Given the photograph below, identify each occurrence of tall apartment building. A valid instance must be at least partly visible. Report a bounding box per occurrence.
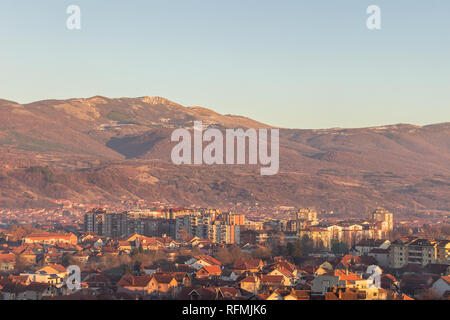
[175,211,240,244]
[175,212,211,240]
[296,208,318,222]
[126,217,146,236]
[437,240,450,264]
[295,208,319,235]
[101,212,128,238]
[371,208,394,237]
[144,219,176,239]
[296,209,394,250]
[221,212,245,226]
[298,227,331,250]
[390,238,450,268]
[84,208,107,235]
[84,210,128,238]
[209,223,240,244]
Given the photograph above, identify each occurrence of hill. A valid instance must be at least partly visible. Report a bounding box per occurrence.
[0,96,449,217]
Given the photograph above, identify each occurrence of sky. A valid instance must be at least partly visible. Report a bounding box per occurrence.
[0,0,449,129]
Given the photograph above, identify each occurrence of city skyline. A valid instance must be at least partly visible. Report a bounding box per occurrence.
[0,0,449,305]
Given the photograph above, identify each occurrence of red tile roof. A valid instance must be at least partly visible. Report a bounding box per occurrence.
[117,274,152,287]
[153,273,177,284]
[194,255,223,266]
[233,258,262,270]
[441,276,450,285]
[240,275,259,283]
[0,253,15,263]
[334,270,362,282]
[260,275,284,284]
[198,265,222,276]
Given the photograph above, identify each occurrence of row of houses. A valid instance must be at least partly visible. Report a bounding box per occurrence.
[1,227,449,300]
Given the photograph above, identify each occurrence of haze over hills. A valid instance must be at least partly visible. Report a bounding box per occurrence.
[0,96,449,217]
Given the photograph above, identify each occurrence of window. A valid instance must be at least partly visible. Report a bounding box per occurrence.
[322,280,330,294]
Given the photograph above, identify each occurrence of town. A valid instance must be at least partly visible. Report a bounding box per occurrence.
[0,203,448,300]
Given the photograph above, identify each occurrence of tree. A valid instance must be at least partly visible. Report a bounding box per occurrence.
[301,235,314,256]
[285,240,304,263]
[292,240,304,260]
[124,264,133,275]
[191,247,201,256]
[14,255,27,273]
[251,246,271,260]
[229,246,243,263]
[331,241,349,255]
[133,261,142,275]
[270,243,287,257]
[130,248,139,257]
[286,242,294,256]
[61,253,77,267]
[216,247,232,265]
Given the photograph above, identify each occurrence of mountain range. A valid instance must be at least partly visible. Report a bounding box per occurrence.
[0,96,449,217]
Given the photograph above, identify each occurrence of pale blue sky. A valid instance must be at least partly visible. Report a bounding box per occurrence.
[0,0,449,129]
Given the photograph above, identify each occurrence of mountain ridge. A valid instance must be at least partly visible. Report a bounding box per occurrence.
[0,96,448,217]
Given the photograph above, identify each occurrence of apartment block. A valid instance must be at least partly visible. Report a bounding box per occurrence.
[390,238,450,268]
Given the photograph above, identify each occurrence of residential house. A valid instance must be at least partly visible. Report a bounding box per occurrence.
[196,265,222,279]
[217,287,241,300]
[83,273,113,291]
[20,264,68,287]
[311,273,343,295]
[0,282,54,300]
[232,258,263,274]
[267,267,297,286]
[117,274,153,297]
[240,275,261,294]
[260,275,285,290]
[178,287,217,300]
[0,253,16,271]
[431,276,450,299]
[220,270,240,282]
[117,273,178,297]
[15,247,38,265]
[148,273,178,297]
[311,269,372,296]
[266,289,310,300]
[314,262,333,276]
[185,255,223,271]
